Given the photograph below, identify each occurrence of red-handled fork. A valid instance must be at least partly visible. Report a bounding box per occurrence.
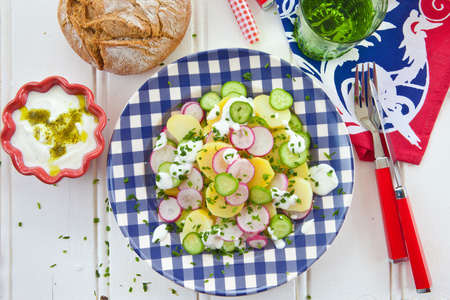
[354,64,408,263]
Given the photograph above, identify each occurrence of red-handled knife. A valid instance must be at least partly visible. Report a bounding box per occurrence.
[370,66,432,293]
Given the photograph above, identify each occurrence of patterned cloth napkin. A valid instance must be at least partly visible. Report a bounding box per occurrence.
[276,0,450,165]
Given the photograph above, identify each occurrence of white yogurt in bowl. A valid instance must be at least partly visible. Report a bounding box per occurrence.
[10,85,99,176]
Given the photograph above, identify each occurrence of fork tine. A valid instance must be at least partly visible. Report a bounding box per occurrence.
[366,63,372,106]
[354,64,359,104]
[361,64,366,106]
[373,62,378,91]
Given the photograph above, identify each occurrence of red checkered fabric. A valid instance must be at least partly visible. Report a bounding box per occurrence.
[228,0,260,44]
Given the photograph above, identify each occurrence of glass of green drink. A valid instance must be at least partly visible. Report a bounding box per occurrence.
[294,0,388,61]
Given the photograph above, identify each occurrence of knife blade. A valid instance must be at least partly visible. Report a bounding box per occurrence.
[370,73,432,294]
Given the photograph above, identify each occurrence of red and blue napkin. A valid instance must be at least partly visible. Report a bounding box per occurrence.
[276,0,450,164]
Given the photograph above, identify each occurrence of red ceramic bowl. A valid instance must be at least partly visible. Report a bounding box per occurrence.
[1,76,106,184]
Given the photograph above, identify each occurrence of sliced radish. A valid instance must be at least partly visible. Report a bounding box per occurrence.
[180,101,197,113]
[282,202,313,220]
[205,131,215,143]
[150,145,177,173]
[177,188,203,210]
[225,182,249,206]
[178,167,203,191]
[246,234,268,249]
[226,158,255,183]
[158,196,182,222]
[181,101,204,123]
[212,147,239,174]
[267,172,289,191]
[230,126,255,150]
[216,217,244,242]
[161,126,178,143]
[247,126,274,157]
[236,204,270,234]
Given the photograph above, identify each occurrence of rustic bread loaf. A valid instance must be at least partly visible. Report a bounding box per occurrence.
[57,0,191,75]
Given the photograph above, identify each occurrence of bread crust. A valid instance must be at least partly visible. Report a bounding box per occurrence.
[57,0,191,75]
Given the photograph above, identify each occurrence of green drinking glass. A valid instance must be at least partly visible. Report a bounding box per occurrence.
[294,0,388,61]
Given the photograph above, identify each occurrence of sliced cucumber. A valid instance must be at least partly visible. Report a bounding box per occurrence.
[174,209,191,229]
[296,131,311,150]
[288,114,303,132]
[199,91,221,112]
[223,91,243,99]
[221,81,247,97]
[158,162,182,187]
[249,186,272,205]
[269,214,293,239]
[229,101,253,124]
[269,88,294,111]
[247,116,269,129]
[166,139,177,147]
[183,232,205,255]
[221,241,236,253]
[278,141,308,168]
[214,172,239,196]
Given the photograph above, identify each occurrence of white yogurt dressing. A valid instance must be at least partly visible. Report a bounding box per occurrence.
[152,224,170,243]
[267,227,286,249]
[170,140,203,177]
[10,85,98,175]
[309,164,339,195]
[155,172,175,190]
[270,187,299,210]
[282,120,306,154]
[202,228,224,250]
[210,96,254,137]
[153,131,168,151]
[301,219,315,234]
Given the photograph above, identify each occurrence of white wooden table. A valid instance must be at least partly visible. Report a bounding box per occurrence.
[1,1,449,299]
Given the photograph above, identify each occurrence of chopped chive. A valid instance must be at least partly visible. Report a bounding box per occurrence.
[93,179,99,184]
[50,264,57,268]
[242,72,253,81]
[123,177,129,183]
[332,208,340,217]
[93,218,100,223]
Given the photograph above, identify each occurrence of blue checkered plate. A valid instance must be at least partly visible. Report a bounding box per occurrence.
[106,48,354,296]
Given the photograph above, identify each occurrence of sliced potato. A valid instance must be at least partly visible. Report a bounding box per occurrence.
[163,187,179,197]
[205,183,244,218]
[247,157,274,188]
[181,209,214,241]
[196,141,230,180]
[167,114,202,142]
[293,162,309,178]
[286,176,313,212]
[264,202,277,219]
[253,94,291,129]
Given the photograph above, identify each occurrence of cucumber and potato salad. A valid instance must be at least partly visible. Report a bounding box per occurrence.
[150,81,338,255]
